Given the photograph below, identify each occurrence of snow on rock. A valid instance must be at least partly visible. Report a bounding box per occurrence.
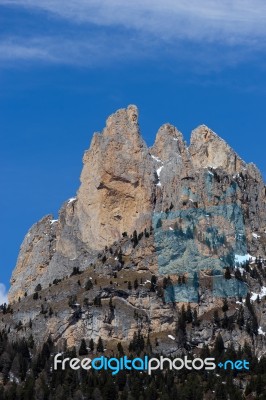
[68,197,77,204]
[169,227,174,231]
[50,219,58,224]
[252,233,261,239]
[251,287,266,302]
[168,335,175,340]
[235,254,255,266]
[156,165,164,187]
[151,155,163,163]
[258,327,266,336]
[156,165,164,177]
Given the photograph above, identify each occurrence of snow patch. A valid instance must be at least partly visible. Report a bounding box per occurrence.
[9,373,19,384]
[235,254,255,266]
[156,165,164,177]
[68,197,77,204]
[151,155,162,163]
[251,287,266,302]
[252,233,260,239]
[258,327,266,336]
[156,164,164,187]
[168,335,175,340]
[50,219,58,224]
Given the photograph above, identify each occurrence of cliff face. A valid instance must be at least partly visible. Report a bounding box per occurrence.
[8,105,266,304]
[76,105,156,249]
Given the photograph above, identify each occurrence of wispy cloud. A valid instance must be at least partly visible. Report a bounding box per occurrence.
[1,0,266,67]
[0,283,8,305]
[3,0,266,43]
[0,33,155,66]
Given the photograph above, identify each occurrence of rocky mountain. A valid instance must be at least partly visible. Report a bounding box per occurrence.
[2,105,266,359]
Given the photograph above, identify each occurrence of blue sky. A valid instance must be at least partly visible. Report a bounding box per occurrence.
[1,1,266,303]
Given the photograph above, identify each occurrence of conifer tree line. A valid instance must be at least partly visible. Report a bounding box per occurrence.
[0,328,266,399]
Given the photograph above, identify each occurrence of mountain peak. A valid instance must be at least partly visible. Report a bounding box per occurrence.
[8,106,266,304]
[151,123,186,162]
[189,125,246,173]
[104,104,140,137]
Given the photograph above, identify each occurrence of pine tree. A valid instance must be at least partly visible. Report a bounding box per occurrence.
[117,342,124,356]
[224,267,231,280]
[222,298,229,312]
[134,279,139,290]
[186,304,193,323]
[94,296,102,307]
[163,277,168,289]
[235,268,242,281]
[214,333,224,356]
[192,309,199,327]
[33,292,39,300]
[35,284,42,292]
[237,306,245,329]
[213,310,220,326]
[96,337,104,353]
[85,279,93,290]
[132,230,138,247]
[78,339,88,356]
[89,338,94,352]
[150,275,157,292]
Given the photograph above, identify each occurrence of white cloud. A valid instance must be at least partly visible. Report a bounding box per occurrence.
[1,1,266,67]
[0,283,8,305]
[0,33,153,66]
[2,0,266,44]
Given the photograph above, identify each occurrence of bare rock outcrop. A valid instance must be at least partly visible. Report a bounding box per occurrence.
[9,215,57,302]
[8,105,266,303]
[189,125,246,173]
[76,105,156,249]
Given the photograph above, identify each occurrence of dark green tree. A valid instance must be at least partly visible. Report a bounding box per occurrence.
[79,339,88,356]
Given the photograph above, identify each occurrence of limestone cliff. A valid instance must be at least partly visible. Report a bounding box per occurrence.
[76,105,156,249]
[8,105,266,303]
